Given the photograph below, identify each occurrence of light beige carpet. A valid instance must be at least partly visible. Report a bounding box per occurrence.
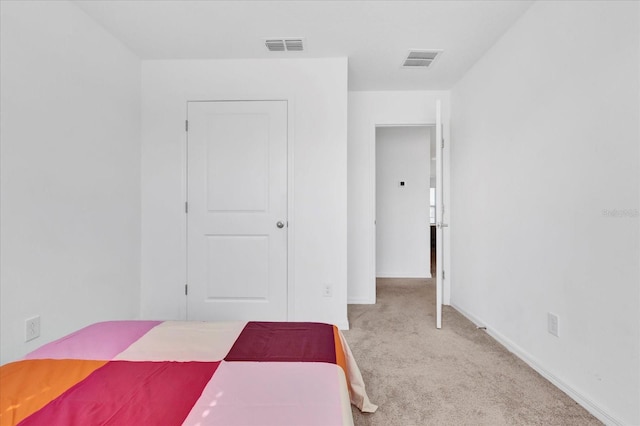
[342,278,601,426]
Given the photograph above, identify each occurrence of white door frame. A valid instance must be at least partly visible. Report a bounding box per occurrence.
[183,97,295,321]
[435,101,444,329]
[369,119,450,311]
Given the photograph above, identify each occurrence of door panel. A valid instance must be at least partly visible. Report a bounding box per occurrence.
[205,235,269,300]
[206,114,269,212]
[187,100,288,321]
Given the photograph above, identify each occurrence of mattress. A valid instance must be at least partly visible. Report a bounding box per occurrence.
[1,320,376,426]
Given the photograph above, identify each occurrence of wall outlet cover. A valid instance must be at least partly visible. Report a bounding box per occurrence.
[25,316,41,342]
[323,284,333,297]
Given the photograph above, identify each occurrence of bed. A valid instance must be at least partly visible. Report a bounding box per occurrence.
[1,320,376,425]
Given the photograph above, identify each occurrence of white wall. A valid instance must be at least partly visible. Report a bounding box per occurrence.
[450,1,639,424]
[375,126,431,278]
[140,58,349,328]
[0,1,142,364]
[348,91,450,303]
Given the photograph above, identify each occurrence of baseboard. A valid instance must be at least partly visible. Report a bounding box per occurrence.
[335,319,350,331]
[450,303,623,426]
[376,273,431,279]
[348,297,376,305]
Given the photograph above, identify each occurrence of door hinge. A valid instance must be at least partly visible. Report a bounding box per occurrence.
[441,124,444,148]
[185,120,189,132]
[185,202,188,213]
[185,284,188,295]
[442,270,446,280]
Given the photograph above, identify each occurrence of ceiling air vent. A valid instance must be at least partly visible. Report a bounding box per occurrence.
[285,39,304,51]
[265,38,304,52]
[402,50,441,68]
[265,40,286,51]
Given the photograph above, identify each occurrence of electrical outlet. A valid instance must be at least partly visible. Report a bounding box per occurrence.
[323,284,333,297]
[25,316,40,342]
[547,312,559,337]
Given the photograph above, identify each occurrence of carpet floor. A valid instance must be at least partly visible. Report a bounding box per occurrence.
[342,278,601,426]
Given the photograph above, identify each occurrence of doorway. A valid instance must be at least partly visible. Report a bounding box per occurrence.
[373,120,444,328]
[369,101,446,328]
[375,125,434,279]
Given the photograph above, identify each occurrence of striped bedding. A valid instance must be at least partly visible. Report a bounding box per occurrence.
[1,321,376,426]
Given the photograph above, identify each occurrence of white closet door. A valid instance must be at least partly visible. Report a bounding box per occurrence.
[187,100,288,321]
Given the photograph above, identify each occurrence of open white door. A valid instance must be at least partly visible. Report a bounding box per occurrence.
[435,100,446,329]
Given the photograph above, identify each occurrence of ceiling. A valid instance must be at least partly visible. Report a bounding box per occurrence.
[74,0,534,91]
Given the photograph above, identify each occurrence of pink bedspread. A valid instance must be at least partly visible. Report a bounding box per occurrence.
[1,320,376,426]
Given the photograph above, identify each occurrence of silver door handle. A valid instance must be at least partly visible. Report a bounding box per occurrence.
[437,222,449,229]
[276,221,285,229]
